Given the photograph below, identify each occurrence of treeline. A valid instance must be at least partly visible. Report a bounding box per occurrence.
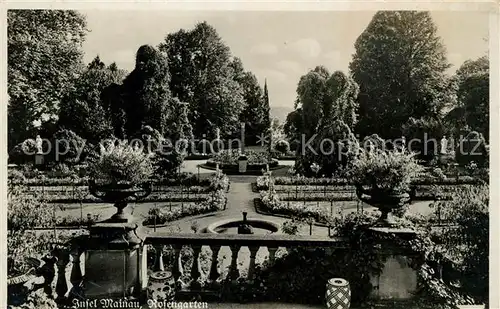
[8,11,271,155]
[283,11,488,175]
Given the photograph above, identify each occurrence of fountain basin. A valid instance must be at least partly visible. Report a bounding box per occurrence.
[206,217,280,235]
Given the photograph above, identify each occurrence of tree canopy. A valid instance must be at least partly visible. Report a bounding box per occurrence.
[290,66,359,176]
[8,10,87,150]
[58,56,127,143]
[160,22,246,139]
[446,56,489,141]
[350,11,453,139]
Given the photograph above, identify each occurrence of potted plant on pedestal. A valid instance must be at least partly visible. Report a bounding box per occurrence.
[82,140,155,299]
[88,140,153,223]
[347,147,423,227]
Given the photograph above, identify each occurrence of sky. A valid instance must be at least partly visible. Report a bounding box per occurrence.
[80,10,489,113]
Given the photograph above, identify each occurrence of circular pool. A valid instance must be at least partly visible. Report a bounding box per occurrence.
[206,217,280,235]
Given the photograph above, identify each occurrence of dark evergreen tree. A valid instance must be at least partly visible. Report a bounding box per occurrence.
[292,66,359,176]
[350,11,454,139]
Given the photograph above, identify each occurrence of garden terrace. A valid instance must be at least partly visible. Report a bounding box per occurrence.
[15,230,470,308]
[30,233,349,305]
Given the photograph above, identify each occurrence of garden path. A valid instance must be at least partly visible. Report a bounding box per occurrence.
[149,176,330,237]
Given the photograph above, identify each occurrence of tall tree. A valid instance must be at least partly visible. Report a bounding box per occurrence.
[120,45,172,137]
[446,56,489,141]
[350,11,453,139]
[262,79,271,138]
[58,56,127,143]
[160,22,245,138]
[8,10,87,150]
[293,66,359,176]
[231,57,269,145]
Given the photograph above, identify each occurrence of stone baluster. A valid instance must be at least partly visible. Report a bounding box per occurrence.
[42,256,58,299]
[209,245,221,282]
[247,246,260,280]
[190,245,202,289]
[55,249,72,300]
[229,245,241,281]
[69,248,83,289]
[172,245,184,284]
[154,244,164,272]
[268,246,278,264]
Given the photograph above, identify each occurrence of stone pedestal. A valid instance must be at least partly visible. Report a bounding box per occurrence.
[82,223,147,299]
[35,153,44,165]
[367,227,419,300]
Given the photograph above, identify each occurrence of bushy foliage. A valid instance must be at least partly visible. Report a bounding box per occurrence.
[46,128,89,165]
[274,139,290,155]
[347,148,424,192]
[456,131,488,167]
[281,219,302,235]
[89,140,153,184]
[211,149,272,165]
[402,117,444,162]
[451,56,489,141]
[8,139,37,165]
[58,56,126,143]
[8,288,59,309]
[293,67,360,176]
[8,10,87,150]
[8,184,53,276]
[161,22,245,138]
[435,185,489,302]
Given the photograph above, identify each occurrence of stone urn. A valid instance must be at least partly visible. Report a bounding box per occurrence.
[88,180,152,223]
[355,184,415,227]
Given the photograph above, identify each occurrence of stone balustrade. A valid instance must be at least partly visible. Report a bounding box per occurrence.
[144,233,348,294]
[38,233,347,303]
[26,231,448,305]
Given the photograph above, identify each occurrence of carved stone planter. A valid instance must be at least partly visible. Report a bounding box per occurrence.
[82,180,152,299]
[88,180,152,223]
[355,185,414,227]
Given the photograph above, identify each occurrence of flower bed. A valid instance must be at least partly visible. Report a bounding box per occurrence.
[256,174,484,191]
[143,191,227,226]
[144,170,229,226]
[259,191,330,224]
[11,173,212,187]
[206,149,279,173]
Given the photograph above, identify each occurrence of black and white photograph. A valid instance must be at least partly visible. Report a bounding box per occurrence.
[4,3,495,309]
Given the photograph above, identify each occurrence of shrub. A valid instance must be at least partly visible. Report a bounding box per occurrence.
[209,169,230,191]
[282,219,302,235]
[8,140,37,165]
[296,120,358,177]
[89,140,154,184]
[8,183,52,277]
[347,148,424,193]
[8,287,58,309]
[49,129,89,164]
[456,131,488,167]
[402,117,444,162]
[46,163,73,178]
[8,169,26,188]
[437,185,489,303]
[196,139,212,155]
[274,140,290,155]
